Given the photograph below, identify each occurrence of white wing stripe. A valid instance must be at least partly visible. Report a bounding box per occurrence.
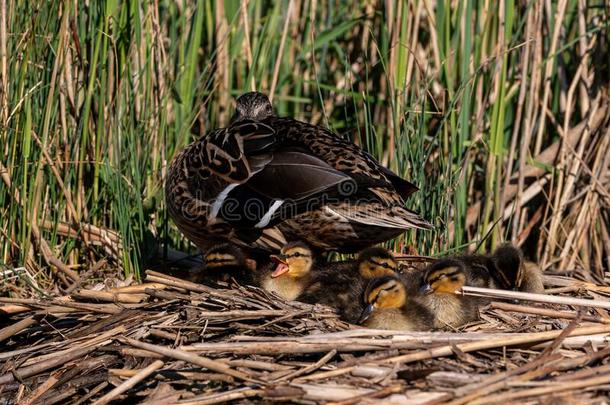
[255,200,284,228]
[210,183,239,220]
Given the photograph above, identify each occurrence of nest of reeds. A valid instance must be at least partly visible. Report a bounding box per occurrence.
[2,268,610,404]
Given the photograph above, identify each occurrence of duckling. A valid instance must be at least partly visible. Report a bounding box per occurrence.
[359,275,434,331]
[257,242,315,301]
[201,244,256,285]
[419,259,487,328]
[165,91,431,256]
[491,244,544,293]
[297,247,400,323]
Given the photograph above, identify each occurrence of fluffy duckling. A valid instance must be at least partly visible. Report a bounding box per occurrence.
[356,247,400,278]
[491,244,544,293]
[201,244,256,284]
[419,259,486,328]
[359,275,433,331]
[257,242,315,301]
[297,247,400,323]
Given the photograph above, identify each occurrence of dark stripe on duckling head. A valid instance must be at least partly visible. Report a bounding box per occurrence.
[281,241,312,258]
[426,267,464,285]
[205,253,239,268]
[204,243,246,269]
[422,259,467,294]
[368,257,398,271]
[358,248,398,278]
[357,247,396,264]
[364,275,406,309]
[423,259,465,283]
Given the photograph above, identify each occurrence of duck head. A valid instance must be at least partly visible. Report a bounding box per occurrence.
[232,92,275,122]
[420,259,466,295]
[359,275,407,323]
[270,242,313,279]
[357,247,398,279]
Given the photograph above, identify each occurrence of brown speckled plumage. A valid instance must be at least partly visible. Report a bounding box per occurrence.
[165,92,431,254]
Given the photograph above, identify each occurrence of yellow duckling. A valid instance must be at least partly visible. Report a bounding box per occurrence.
[359,275,433,331]
[297,247,400,323]
[419,259,486,328]
[202,244,256,285]
[257,242,315,301]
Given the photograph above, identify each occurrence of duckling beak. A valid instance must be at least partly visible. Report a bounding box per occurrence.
[270,254,289,278]
[357,304,374,324]
[420,284,433,295]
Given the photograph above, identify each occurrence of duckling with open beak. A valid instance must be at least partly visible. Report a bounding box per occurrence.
[258,242,315,301]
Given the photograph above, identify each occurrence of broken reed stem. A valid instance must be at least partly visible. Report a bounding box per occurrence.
[119,337,258,383]
[277,349,337,382]
[379,324,610,365]
[179,387,264,405]
[71,289,147,304]
[470,367,610,403]
[326,384,406,405]
[461,286,610,309]
[0,316,36,342]
[489,301,608,323]
[298,324,610,382]
[0,346,98,385]
[91,360,164,405]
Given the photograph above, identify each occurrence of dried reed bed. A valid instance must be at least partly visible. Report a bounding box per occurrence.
[2,270,610,404]
[0,2,609,287]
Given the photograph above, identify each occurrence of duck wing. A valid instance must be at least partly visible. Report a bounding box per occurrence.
[325,203,433,230]
[247,150,355,200]
[189,120,276,184]
[377,165,419,199]
[215,149,355,228]
[269,118,419,200]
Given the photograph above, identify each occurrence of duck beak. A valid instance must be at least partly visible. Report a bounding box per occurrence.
[358,304,374,324]
[420,284,433,295]
[270,254,289,278]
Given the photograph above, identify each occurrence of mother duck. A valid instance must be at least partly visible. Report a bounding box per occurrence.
[166,92,431,254]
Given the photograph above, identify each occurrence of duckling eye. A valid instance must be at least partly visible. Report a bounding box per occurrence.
[370,259,391,269]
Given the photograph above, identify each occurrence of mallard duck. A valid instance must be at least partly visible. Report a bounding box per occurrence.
[297,247,400,323]
[165,92,431,256]
[200,243,256,285]
[490,244,544,293]
[358,275,434,330]
[418,259,489,328]
[256,241,316,301]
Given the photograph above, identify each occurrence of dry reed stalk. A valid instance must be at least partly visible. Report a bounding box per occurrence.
[239,0,256,92]
[0,316,36,342]
[119,337,259,383]
[269,0,294,100]
[20,371,61,405]
[489,302,607,323]
[178,387,264,405]
[91,360,164,405]
[299,324,610,382]
[470,368,610,403]
[461,286,610,309]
